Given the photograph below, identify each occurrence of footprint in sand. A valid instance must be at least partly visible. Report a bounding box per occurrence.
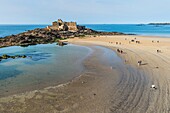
[55,105,67,112]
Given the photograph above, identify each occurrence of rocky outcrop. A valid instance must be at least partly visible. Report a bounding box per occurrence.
[0,25,126,48]
[0,54,27,61]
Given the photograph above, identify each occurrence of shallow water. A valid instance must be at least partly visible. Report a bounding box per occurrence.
[0,44,92,96]
[0,44,127,97]
[94,46,123,66]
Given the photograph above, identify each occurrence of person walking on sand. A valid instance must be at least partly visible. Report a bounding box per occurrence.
[137,61,142,66]
[151,84,157,90]
[120,50,123,54]
[157,50,161,53]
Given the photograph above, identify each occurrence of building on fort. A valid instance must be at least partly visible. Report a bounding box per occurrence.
[47,19,79,31]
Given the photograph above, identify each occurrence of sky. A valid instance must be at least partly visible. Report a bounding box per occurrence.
[0,0,170,24]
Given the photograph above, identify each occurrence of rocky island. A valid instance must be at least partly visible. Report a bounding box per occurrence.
[0,19,125,48]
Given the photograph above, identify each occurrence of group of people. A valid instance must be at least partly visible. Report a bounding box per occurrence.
[135,41,140,44]
[117,49,124,54]
[152,40,160,43]
[108,42,122,45]
[127,38,141,44]
[108,38,158,90]
[116,42,121,45]
[116,39,158,90]
[109,38,140,45]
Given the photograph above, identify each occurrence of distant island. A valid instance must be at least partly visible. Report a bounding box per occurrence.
[148,23,170,25]
[0,19,126,48]
[136,24,145,26]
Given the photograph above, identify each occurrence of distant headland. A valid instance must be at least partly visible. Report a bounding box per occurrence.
[148,23,170,25]
[0,19,125,48]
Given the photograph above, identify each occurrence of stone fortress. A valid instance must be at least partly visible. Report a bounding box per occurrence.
[47,19,85,32]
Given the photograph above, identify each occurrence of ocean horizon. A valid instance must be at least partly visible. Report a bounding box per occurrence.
[1,24,170,38]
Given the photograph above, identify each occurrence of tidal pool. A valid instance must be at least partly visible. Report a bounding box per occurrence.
[0,43,92,97]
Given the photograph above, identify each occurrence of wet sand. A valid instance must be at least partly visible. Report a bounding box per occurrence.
[0,35,170,113]
[67,35,170,112]
[0,45,124,113]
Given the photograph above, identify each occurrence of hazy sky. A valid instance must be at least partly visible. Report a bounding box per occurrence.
[0,0,169,24]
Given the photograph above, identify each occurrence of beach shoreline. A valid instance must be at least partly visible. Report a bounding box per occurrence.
[0,43,125,113]
[67,35,170,112]
[0,35,170,112]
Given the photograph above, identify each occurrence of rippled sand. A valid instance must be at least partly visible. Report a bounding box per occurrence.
[68,35,170,113]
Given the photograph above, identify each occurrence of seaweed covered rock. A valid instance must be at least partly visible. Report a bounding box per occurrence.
[0,54,28,61]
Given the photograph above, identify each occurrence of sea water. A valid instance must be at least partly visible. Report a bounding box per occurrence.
[1,24,170,37]
[0,44,91,96]
[0,25,47,37]
[84,24,170,37]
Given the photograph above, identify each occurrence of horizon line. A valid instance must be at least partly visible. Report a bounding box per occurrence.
[0,23,150,25]
[0,22,169,25]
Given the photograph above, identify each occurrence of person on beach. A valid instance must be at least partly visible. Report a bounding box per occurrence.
[120,50,123,54]
[151,85,157,90]
[117,49,120,53]
[137,61,142,66]
[136,41,140,44]
[157,50,161,53]
[110,66,113,70]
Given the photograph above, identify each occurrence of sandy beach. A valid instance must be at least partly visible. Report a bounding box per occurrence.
[0,35,170,113]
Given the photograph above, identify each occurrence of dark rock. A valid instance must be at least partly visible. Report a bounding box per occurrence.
[0,54,28,61]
